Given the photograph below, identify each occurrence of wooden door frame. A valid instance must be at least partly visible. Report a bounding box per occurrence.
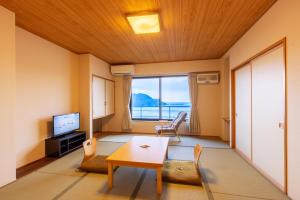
[230,38,287,193]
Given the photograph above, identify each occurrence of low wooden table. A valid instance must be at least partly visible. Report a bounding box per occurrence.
[106,136,169,194]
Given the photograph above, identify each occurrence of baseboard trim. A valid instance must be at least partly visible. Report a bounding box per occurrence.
[16,156,57,179]
[235,148,285,193]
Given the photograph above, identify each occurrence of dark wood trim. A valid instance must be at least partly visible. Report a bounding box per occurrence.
[16,157,57,179]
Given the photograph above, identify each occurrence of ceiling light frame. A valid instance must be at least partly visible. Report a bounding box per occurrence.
[126,11,161,34]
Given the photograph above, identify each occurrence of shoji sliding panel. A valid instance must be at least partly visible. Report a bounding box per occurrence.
[251,45,285,189]
[235,64,252,159]
[92,76,106,118]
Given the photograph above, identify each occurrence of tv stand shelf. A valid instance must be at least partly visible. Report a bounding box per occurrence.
[45,131,86,157]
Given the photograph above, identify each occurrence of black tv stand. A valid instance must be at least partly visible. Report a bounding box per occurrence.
[45,131,86,157]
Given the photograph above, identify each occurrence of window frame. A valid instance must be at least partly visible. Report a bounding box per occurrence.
[130,75,190,121]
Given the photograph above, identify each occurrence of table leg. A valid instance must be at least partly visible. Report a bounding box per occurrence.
[156,167,162,194]
[166,147,168,159]
[108,162,113,189]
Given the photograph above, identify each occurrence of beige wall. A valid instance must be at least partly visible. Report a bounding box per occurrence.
[221,59,230,141]
[0,6,16,187]
[79,54,91,138]
[223,0,300,198]
[79,54,112,138]
[90,55,113,80]
[102,60,229,139]
[14,33,111,168]
[15,27,79,168]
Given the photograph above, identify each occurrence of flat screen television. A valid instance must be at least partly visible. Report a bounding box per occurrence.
[53,112,80,137]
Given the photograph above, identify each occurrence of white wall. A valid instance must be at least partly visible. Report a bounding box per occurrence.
[102,60,229,139]
[15,27,79,167]
[223,0,300,198]
[0,6,16,187]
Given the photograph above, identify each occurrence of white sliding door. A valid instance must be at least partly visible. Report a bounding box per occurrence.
[251,45,285,189]
[93,76,105,118]
[235,64,252,159]
[105,80,115,116]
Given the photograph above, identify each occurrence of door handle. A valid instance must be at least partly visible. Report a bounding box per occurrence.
[278,122,285,129]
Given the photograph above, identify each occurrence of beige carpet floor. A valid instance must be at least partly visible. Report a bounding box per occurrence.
[0,139,289,200]
[98,134,230,149]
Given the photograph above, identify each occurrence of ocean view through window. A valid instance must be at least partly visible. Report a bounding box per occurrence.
[131,76,191,120]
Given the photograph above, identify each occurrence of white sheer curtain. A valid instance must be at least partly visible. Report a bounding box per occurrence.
[121,75,132,131]
[188,73,201,134]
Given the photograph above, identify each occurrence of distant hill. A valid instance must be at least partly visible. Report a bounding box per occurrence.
[132,93,167,107]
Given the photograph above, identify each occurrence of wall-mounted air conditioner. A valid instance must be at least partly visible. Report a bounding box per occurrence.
[111,64,135,76]
[197,72,219,84]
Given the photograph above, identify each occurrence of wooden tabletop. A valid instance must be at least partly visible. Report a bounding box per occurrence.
[106,136,169,167]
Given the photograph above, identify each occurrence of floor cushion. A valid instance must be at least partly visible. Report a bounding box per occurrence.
[80,155,112,174]
[162,160,202,186]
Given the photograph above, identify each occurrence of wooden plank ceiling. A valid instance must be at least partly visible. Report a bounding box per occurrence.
[0,0,276,64]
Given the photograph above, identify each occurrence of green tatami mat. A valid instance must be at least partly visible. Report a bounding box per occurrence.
[98,134,229,148]
[135,169,208,200]
[0,141,290,200]
[58,167,144,200]
[0,172,79,200]
[95,141,124,155]
[37,141,123,176]
[167,146,194,161]
[200,149,288,200]
[37,148,85,177]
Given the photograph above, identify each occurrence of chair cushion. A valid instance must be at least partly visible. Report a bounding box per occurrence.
[155,125,175,134]
[80,155,111,174]
[155,112,187,134]
[162,160,202,186]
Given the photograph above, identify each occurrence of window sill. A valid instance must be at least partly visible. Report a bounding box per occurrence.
[132,119,171,122]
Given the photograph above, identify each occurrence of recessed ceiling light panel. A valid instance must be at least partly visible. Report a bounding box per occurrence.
[127,13,160,34]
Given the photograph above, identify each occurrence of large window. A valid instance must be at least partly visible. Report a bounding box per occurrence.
[131,76,191,120]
